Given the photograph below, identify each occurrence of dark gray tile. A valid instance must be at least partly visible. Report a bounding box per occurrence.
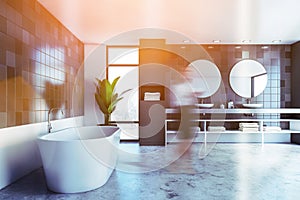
[0,0,84,128]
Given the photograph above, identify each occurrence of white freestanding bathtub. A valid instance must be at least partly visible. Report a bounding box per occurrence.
[37,126,120,193]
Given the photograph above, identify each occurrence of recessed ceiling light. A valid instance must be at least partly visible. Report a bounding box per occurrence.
[272,40,281,43]
[261,46,269,49]
[242,40,251,43]
[213,40,221,43]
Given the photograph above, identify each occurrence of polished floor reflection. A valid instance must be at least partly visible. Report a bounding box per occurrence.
[1,143,300,200]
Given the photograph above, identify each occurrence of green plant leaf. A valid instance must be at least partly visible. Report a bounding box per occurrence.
[105,80,113,104]
[111,76,120,92]
[108,97,123,113]
[95,93,108,114]
[99,80,112,107]
[119,88,132,97]
[95,76,132,117]
[107,93,121,114]
[110,106,116,114]
[111,93,118,103]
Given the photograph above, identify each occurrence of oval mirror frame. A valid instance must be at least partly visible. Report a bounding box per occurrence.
[185,59,222,98]
[229,59,267,98]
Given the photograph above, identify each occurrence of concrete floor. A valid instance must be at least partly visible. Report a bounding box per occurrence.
[1,143,300,200]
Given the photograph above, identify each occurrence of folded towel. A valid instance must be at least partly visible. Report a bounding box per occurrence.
[239,127,259,132]
[239,123,259,128]
[144,92,160,101]
[239,122,259,126]
[263,126,282,132]
[208,126,226,132]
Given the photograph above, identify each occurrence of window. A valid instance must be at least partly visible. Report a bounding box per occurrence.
[107,46,139,140]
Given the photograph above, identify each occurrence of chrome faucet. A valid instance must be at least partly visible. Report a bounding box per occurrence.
[247,98,252,104]
[48,108,64,133]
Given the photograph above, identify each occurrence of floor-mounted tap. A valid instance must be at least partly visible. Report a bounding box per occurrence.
[48,108,64,133]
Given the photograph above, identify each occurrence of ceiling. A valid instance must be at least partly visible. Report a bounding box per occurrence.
[38,0,300,45]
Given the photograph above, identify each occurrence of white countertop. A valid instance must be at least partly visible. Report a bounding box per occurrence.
[166,108,300,114]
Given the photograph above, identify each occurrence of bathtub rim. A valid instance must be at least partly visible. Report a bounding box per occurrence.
[37,125,120,142]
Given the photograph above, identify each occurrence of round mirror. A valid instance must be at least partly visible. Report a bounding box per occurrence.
[185,59,221,98]
[229,59,267,98]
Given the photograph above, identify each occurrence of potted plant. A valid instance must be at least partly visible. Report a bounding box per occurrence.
[95,76,131,125]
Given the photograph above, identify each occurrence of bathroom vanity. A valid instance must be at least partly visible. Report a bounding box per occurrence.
[136,39,294,146]
[165,108,300,144]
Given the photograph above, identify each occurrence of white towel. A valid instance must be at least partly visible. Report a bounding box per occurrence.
[239,127,259,132]
[263,126,282,132]
[208,126,226,132]
[144,92,160,101]
[239,123,259,128]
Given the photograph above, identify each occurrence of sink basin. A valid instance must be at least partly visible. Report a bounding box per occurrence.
[196,103,214,108]
[242,103,263,108]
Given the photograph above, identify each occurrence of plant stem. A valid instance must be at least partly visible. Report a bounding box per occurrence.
[104,114,110,125]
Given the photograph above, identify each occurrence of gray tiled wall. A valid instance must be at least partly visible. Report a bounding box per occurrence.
[202,45,291,107]
[203,45,291,128]
[0,0,84,128]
